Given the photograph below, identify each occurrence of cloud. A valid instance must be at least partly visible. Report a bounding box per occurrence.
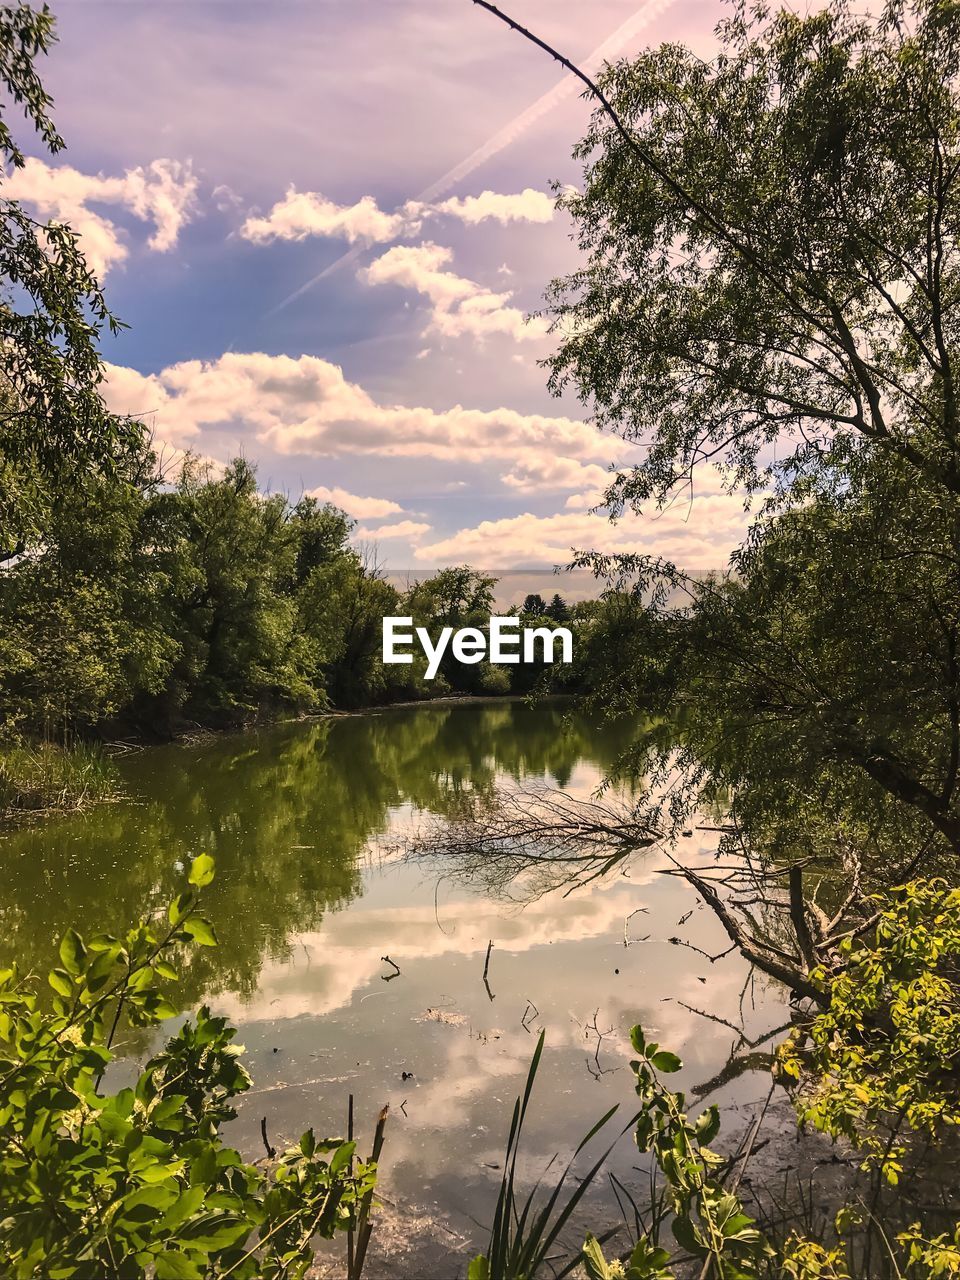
[354,519,431,541]
[306,485,405,519]
[4,156,198,276]
[430,187,554,225]
[102,351,620,469]
[502,457,613,494]
[412,500,750,569]
[363,241,549,343]
[240,186,553,247]
[240,188,417,245]
[212,870,662,1024]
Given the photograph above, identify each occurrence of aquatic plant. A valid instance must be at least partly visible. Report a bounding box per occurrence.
[0,741,118,821]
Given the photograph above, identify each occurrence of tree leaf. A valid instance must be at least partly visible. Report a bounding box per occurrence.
[188,854,215,889]
[168,892,192,926]
[181,916,217,947]
[59,928,86,977]
[650,1050,682,1073]
[155,1252,204,1280]
[48,967,73,998]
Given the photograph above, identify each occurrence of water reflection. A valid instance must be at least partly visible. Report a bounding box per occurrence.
[0,701,787,1277]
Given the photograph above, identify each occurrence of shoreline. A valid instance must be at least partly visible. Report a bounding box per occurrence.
[0,694,571,829]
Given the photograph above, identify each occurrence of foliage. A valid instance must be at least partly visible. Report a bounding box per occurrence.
[0,2,140,559]
[482,1003,960,1279]
[0,449,575,751]
[547,0,960,513]
[570,445,960,872]
[580,1026,769,1280]
[533,0,960,867]
[778,878,960,1186]
[0,854,379,1279]
[407,567,499,695]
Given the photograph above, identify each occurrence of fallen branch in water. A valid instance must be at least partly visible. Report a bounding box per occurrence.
[405,785,871,1007]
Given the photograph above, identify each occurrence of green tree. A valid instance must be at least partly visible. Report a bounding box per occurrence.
[299,553,400,708]
[159,458,316,728]
[545,593,569,623]
[0,439,178,739]
[492,0,960,865]
[406,567,499,695]
[544,0,960,515]
[0,2,141,559]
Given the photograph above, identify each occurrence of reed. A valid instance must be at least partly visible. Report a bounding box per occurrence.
[0,741,117,819]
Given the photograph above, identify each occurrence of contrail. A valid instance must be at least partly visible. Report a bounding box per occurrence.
[265,0,677,318]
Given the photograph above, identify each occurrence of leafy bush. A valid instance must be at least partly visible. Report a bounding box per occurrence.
[0,854,379,1279]
[778,878,960,1186]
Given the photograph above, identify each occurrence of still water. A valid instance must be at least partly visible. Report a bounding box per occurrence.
[0,701,790,1276]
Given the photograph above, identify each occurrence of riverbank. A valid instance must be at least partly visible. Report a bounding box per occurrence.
[0,742,119,827]
[0,693,569,827]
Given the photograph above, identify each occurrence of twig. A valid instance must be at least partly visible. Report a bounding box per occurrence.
[349,1105,389,1280]
[482,938,495,1001]
[624,906,650,946]
[260,1116,275,1160]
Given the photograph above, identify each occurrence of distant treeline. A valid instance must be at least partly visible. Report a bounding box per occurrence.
[0,444,608,743]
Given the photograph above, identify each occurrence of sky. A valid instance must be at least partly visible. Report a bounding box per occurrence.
[13,0,748,570]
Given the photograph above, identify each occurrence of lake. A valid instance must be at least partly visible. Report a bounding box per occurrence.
[0,700,793,1277]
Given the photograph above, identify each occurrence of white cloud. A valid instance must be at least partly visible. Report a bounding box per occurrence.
[240,188,417,245]
[354,519,431,541]
[413,500,750,569]
[4,156,198,277]
[239,186,553,247]
[363,242,549,343]
[306,485,405,519]
[212,870,662,1025]
[431,187,554,225]
[102,352,621,470]
[565,489,605,511]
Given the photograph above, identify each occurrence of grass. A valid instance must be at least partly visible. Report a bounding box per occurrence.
[473,1030,627,1280]
[0,741,118,820]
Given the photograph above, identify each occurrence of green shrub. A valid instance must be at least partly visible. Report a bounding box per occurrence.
[0,854,380,1278]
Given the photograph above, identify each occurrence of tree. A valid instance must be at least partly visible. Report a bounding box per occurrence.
[410,567,497,628]
[289,495,353,590]
[566,445,960,866]
[0,2,141,559]
[535,0,960,516]
[406,568,499,694]
[299,553,400,708]
[477,0,960,864]
[0,437,179,739]
[159,458,316,728]
[521,593,546,618]
[545,593,569,623]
